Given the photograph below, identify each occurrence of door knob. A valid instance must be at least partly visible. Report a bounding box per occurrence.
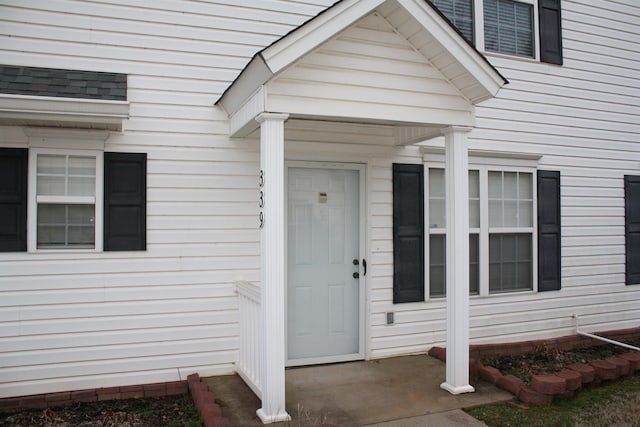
[353,272,360,279]
[352,259,359,266]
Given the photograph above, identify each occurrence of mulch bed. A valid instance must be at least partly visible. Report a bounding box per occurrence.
[483,340,640,384]
[0,394,201,427]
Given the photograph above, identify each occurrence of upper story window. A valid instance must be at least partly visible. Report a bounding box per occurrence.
[432,0,563,64]
[484,0,534,57]
[432,0,475,43]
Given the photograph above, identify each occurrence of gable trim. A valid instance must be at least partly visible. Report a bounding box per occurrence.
[217,0,507,120]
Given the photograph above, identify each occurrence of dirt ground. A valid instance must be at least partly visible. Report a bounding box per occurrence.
[0,394,201,427]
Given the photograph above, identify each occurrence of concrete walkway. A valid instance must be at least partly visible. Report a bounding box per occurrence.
[204,354,512,426]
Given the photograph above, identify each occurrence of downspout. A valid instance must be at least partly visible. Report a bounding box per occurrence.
[573,315,640,352]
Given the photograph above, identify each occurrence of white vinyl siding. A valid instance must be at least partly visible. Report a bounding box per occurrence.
[266,12,474,127]
[0,0,336,398]
[0,0,638,394]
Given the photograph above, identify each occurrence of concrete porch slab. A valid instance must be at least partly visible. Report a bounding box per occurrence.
[203,354,512,426]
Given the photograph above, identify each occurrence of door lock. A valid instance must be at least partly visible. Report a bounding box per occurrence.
[352,259,359,266]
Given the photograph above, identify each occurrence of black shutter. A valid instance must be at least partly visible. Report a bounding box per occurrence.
[538,170,561,291]
[104,152,147,251]
[393,164,425,303]
[625,175,640,285]
[0,148,28,252]
[539,0,563,65]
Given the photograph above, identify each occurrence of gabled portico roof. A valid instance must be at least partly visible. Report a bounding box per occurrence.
[217,0,507,138]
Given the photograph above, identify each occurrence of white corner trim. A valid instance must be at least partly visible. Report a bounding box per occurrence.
[0,94,129,131]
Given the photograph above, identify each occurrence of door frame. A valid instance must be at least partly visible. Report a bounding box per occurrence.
[285,160,367,367]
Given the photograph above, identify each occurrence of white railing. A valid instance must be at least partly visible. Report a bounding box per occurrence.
[236,280,262,399]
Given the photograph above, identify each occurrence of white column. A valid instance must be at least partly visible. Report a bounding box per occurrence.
[440,126,475,395]
[255,112,291,423]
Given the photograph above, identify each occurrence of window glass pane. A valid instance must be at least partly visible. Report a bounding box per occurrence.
[489,233,532,293]
[488,171,502,198]
[469,170,480,228]
[68,156,96,176]
[68,177,96,197]
[519,201,533,227]
[37,155,66,174]
[37,154,96,197]
[489,200,502,227]
[469,170,479,198]
[429,168,445,198]
[504,200,518,227]
[489,171,533,229]
[429,168,446,229]
[429,235,446,297]
[37,204,95,248]
[37,176,65,196]
[429,234,479,297]
[519,172,533,198]
[433,0,474,43]
[469,233,479,295]
[504,172,517,198]
[484,0,533,57]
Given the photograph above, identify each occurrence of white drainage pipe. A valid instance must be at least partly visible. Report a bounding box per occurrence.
[573,314,640,352]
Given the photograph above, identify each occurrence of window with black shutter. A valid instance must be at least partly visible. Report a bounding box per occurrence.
[104,152,147,251]
[625,175,640,286]
[537,170,561,291]
[393,163,425,303]
[0,148,28,252]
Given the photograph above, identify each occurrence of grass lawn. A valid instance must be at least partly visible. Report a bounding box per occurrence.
[466,373,640,427]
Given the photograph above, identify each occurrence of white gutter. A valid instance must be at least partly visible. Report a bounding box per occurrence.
[574,315,640,352]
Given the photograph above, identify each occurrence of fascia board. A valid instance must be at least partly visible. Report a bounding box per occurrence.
[396,0,505,102]
[261,0,386,74]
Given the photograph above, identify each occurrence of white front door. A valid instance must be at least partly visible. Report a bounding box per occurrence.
[287,165,362,366]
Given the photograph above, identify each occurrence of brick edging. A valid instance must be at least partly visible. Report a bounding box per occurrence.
[428,328,640,406]
[187,373,232,427]
[0,380,188,413]
[468,327,640,359]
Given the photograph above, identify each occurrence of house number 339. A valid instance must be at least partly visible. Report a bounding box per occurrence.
[259,170,265,229]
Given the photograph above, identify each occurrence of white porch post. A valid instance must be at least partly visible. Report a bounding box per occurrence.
[440,126,475,395]
[255,112,291,423]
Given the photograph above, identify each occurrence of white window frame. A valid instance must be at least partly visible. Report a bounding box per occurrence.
[425,160,538,298]
[473,0,541,61]
[27,148,104,252]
